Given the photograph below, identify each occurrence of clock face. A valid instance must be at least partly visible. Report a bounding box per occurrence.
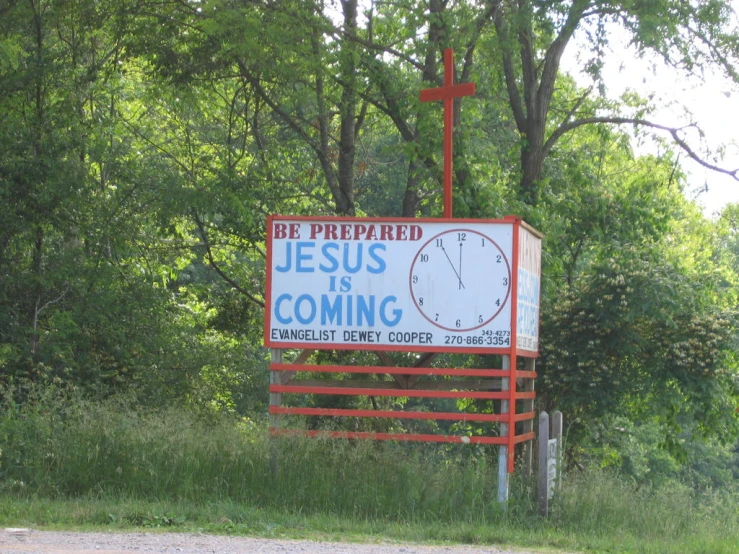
[409,228,512,332]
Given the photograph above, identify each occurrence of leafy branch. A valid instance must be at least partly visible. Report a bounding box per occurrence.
[547,117,739,181]
[191,210,265,309]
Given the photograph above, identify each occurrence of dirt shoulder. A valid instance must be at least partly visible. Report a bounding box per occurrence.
[0,528,559,554]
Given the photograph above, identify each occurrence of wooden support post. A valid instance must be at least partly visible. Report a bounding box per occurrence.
[538,410,550,517]
[269,348,283,476]
[497,355,510,504]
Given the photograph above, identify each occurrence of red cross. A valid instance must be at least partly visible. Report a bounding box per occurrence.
[419,48,476,218]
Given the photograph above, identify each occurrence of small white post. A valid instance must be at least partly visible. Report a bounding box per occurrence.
[552,410,563,490]
[497,355,510,504]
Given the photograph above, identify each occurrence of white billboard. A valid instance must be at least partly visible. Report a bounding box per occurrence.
[516,223,542,353]
[265,216,519,353]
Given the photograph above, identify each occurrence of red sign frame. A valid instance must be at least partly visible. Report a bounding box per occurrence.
[265,215,540,356]
[266,215,542,474]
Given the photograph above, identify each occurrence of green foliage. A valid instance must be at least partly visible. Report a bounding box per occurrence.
[539,245,738,443]
[1,393,738,553]
[0,0,738,497]
[533,114,739,455]
[585,414,739,489]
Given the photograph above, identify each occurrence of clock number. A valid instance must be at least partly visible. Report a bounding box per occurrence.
[495,298,501,307]
[420,254,429,262]
[435,238,443,247]
[419,297,424,306]
[496,255,502,263]
[457,232,466,242]
[478,315,483,324]
[435,313,439,322]
[503,277,509,286]
[455,319,461,328]
[481,238,485,247]
[412,275,418,284]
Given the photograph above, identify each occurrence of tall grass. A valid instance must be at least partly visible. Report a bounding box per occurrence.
[1,388,737,552]
[0,389,504,522]
[552,469,739,552]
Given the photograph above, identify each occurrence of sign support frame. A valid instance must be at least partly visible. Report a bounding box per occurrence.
[266,49,542,496]
[265,217,541,480]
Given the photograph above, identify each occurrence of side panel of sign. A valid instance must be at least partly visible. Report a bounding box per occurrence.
[265,217,514,352]
[516,224,542,354]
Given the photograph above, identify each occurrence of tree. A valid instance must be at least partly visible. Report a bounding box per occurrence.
[178,0,370,216]
[489,0,739,204]
[535,118,739,448]
[0,0,260,406]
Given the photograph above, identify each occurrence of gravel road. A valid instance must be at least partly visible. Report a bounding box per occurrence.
[0,529,556,554]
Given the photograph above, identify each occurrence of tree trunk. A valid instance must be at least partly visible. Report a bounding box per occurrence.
[520,124,545,204]
[337,0,358,216]
[402,158,423,217]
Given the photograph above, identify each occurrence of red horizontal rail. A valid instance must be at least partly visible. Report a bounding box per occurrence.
[270,363,536,380]
[270,428,510,445]
[270,406,508,422]
[272,363,515,378]
[514,432,536,444]
[271,385,537,400]
[514,412,535,422]
[271,385,509,399]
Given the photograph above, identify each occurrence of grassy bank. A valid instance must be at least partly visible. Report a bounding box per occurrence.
[0,391,737,553]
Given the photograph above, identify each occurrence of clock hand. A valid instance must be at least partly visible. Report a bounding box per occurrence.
[441,246,465,289]
[458,242,463,290]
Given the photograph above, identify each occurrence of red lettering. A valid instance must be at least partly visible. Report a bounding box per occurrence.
[353,224,367,240]
[293,221,422,241]
[274,223,288,239]
[380,225,394,240]
[309,224,322,239]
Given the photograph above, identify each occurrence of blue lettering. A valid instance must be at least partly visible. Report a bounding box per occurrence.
[347,292,353,325]
[357,295,375,326]
[367,243,387,274]
[275,243,292,273]
[275,294,293,324]
[379,296,402,327]
[321,295,342,325]
[342,243,362,273]
[319,243,339,272]
[294,294,316,324]
[296,242,315,273]
[517,304,539,337]
[518,269,540,305]
[274,294,403,328]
